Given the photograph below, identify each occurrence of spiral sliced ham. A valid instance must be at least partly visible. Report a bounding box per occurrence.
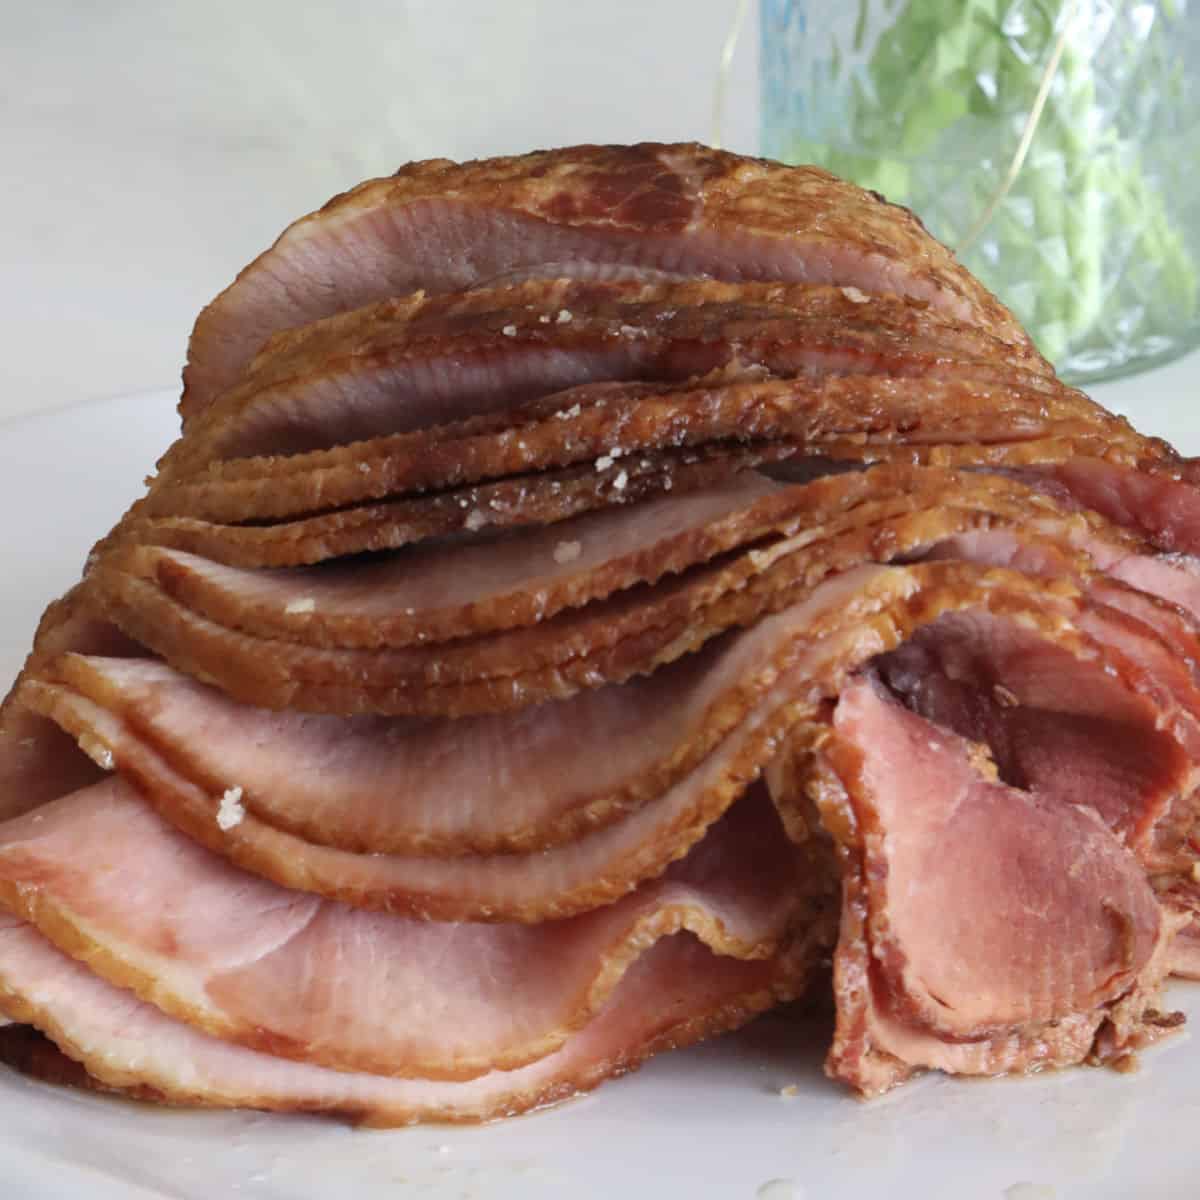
[180,142,1032,420]
[117,469,1200,655]
[84,477,1200,720]
[141,371,1144,526]
[106,445,781,568]
[169,279,1050,470]
[19,569,885,918]
[2,143,1200,1121]
[17,561,1199,922]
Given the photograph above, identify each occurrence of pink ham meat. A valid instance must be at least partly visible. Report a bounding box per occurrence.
[0,911,814,1126]
[168,279,1050,468]
[27,648,784,859]
[15,561,1199,924]
[872,611,1200,869]
[0,777,820,1080]
[0,588,142,823]
[811,679,1179,1095]
[16,569,892,920]
[117,469,1200,661]
[180,142,1031,420]
[132,471,789,651]
[95,468,1035,656]
[108,464,1165,654]
[1032,457,1200,556]
[16,470,1200,864]
[1162,881,1200,980]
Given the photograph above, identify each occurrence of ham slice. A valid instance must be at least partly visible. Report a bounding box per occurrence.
[168,279,1049,469]
[124,469,1200,663]
[110,444,1184,577]
[127,472,789,650]
[17,580,871,919]
[84,472,1200,718]
[0,911,817,1126]
[27,643,800,859]
[0,778,823,1078]
[18,561,1196,920]
[1160,880,1200,980]
[0,588,141,823]
[180,142,1031,420]
[103,444,783,569]
[82,540,1058,718]
[1034,457,1200,556]
[874,612,1199,865]
[122,463,1184,654]
[808,679,1179,1095]
[140,372,1139,526]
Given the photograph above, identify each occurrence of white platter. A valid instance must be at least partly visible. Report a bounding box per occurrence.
[1,370,1198,1200]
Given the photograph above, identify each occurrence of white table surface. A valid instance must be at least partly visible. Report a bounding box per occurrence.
[1088,349,1198,435]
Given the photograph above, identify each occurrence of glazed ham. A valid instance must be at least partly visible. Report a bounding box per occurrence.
[167,279,1051,470]
[136,370,1140,526]
[1,143,1199,1122]
[179,143,1033,420]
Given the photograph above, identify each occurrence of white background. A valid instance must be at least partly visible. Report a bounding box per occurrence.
[1,0,757,424]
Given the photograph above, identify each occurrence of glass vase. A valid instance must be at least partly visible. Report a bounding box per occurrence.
[761,0,1200,383]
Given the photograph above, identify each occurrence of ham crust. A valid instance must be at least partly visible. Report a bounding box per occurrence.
[104,469,1146,653]
[180,142,1032,419]
[16,562,1198,920]
[139,372,1144,526]
[99,445,782,569]
[80,472,1200,719]
[166,279,1050,473]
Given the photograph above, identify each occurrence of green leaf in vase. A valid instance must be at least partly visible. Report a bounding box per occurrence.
[781,0,1198,374]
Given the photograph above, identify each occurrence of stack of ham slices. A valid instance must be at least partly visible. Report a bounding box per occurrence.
[2,142,1200,1124]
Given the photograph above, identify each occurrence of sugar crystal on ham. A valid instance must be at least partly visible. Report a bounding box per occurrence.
[1,143,1199,1124]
